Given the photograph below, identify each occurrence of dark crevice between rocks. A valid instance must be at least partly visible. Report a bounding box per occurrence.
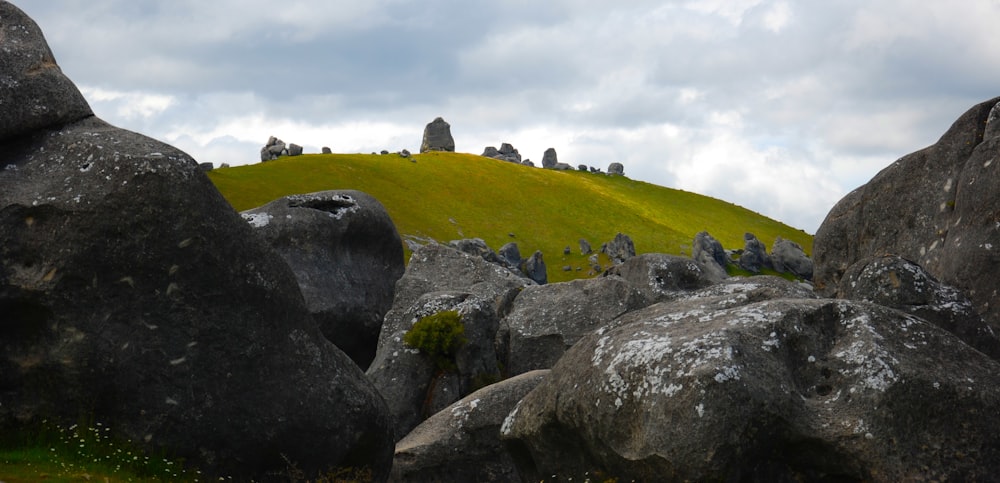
[287,197,355,214]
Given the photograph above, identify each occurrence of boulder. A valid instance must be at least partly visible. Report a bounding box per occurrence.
[738,232,771,273]
[691,231,728,280]
[481,143,522,163]
[498,242,522,271]
[0,119,394,480]
[321,146,332,154]
[601,232,636,265]
[522,250,547,285]
[448,238,502,266]
[578,164,588,171]
[366,244,531,440]
[240,190,405,369]
[553,162,573,171]
[541,148,558,169]
[837,255,1000,359]
[420,117,455,153]
[603,253,724,303]
[579,238,593,255]
[771,236,813,280]
[0,9,394,478]
[607,162,624,176]
[496,276,648,376]
[813,96,1000,334]
[502,295,1000,482]
[390,370,549,482]
[287,142,303,156]
[0,2,92,141]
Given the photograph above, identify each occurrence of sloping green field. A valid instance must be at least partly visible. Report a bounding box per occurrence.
[207,151,812,283]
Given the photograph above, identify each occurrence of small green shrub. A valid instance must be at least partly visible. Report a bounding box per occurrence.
[403,310,466,371]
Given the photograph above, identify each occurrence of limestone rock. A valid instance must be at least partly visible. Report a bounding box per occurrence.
[579,238,593,255]
[601,232,636,265]
[241,190,405,369]
[481,143,522,163]
[603,253,724,302]
[541,148,558,169]
[738,232,771,273]
[390,370,549,482]
[502,294,1000,482]
[692,231,728,280]
[366,244,531,440]
[496,276,648,376]
[607,162,624,176]
[420,117,455,153]
[0,3,92,141]
[522,250,547,285]
[771,236,813,280]
[813,96,1000,334]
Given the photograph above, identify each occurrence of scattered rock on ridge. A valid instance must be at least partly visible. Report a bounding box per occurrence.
[541,148,558,169]
[240,190,405,369]
[607,162,624,176]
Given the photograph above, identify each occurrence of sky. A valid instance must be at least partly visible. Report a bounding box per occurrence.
[14,1,1000,233]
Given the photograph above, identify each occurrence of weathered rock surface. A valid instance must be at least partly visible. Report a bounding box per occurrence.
[240,190,405,369]
[691,231,728,280]
[448,238,502,265]
[496,276,648,376]
[366,244,532,440]
[541,148,558,169]
[0,3,92,141]
[522,250,547,285]
[814,96,1000,333]
[836,255,1000,359]
[738,232,772,273]
[603,253,723,302]
[607,162,624,176]
[390,370,549,482]
[0,8,394,478]
[771,236,813,280]
[498,242,522,272]
[0,116,394,480]
[601,232,636,265]
[420,117,455,153]
[503,293,1000,482]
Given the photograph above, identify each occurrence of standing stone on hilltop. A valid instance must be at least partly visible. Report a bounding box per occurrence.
[608,162,625,176]
[542,148,558,169]
[420,117,455,153]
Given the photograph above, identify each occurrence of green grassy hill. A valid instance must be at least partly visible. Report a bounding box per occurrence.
[207,151,813,283]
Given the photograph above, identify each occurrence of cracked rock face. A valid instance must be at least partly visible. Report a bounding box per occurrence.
[501,283,1000,482]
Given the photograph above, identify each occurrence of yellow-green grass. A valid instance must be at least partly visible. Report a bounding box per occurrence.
[208,151,813,283]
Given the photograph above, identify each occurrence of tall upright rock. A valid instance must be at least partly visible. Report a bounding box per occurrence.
[420,116,455,153]
[542,148,558,169]
[0,3,393,479]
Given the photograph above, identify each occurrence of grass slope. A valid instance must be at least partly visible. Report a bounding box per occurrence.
[208,152,812,283]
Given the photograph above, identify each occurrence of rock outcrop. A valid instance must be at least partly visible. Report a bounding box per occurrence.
[541,148,558,169]
[603,253,724,303]
[814,96,1000,334]
[366,243,532,440]
[390,370,549,482]
[260,136,304,161]
[502,287,1000,482]
[481,143,522,163]
[692,231,728,280]
[607,162,624,176]
[0,6,394,479]
[601,232,636,265]
[420,117,455,153]
[738,232,771,273]
[771,236,813,280]
[523,250,547,285]
[496,276,648,376]
[241,190,405,369]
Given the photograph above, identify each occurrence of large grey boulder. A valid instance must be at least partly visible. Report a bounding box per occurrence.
[0,8,394,478]
[420,117,455,153]
[738,232,771,273]
[390,370,549,482]
[603,253,723,302]
[449,237,502,265]
[366,244,532,440]
[691,231,728,280]
[0,120,394,480]
[601,232,636,265]
[240,190,405,369]
[813,96,1000,333]
[771,236,813,280]
[496,276,648,376]
[607,162,624,176]
[502,295,1000,481]
[541,148,558,169]
[837,255,1000,359]
[0,2,92,141]
[522,250,547,285]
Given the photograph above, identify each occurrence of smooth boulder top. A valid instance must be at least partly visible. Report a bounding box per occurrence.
[0,2,93,141]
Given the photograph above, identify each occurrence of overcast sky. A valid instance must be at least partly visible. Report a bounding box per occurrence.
[15,1,1000,233]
